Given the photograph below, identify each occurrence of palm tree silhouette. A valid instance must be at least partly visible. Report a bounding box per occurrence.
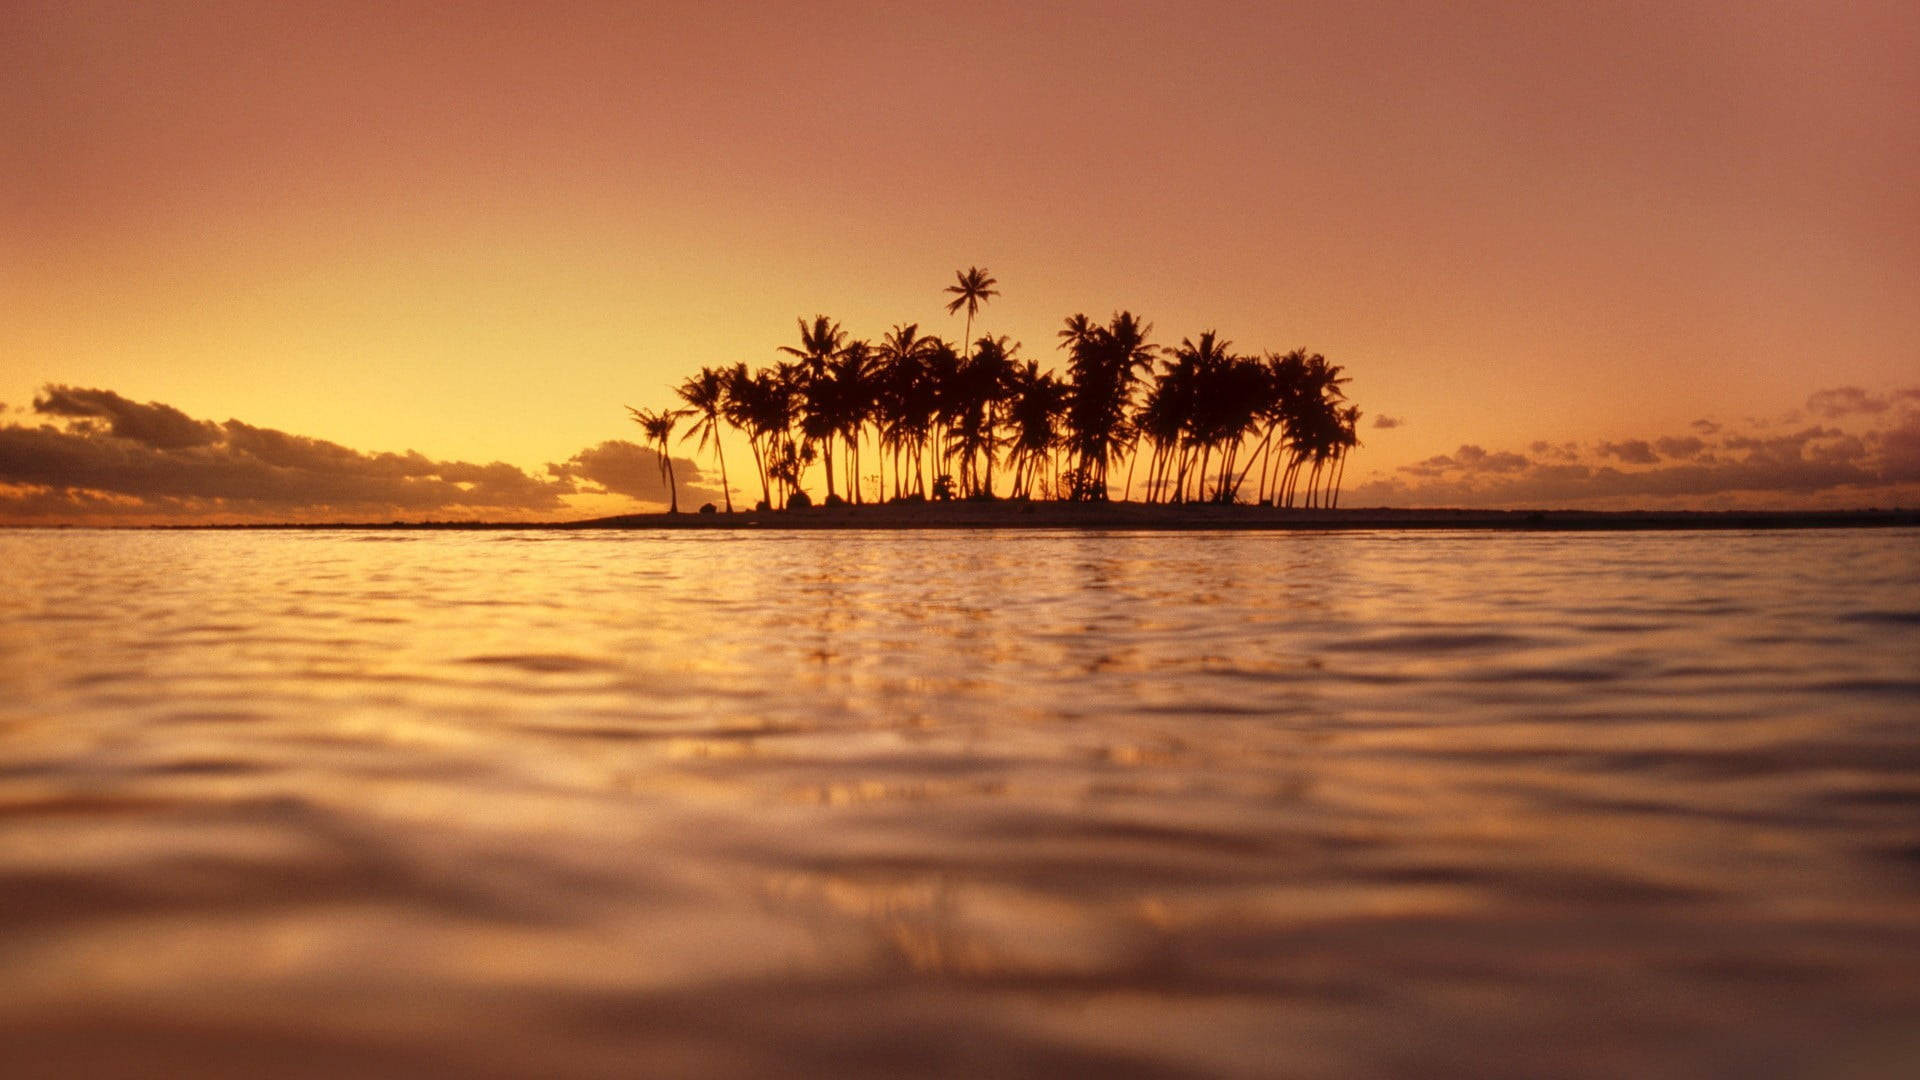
[1004,360,1068,498]
[941,334,1017,497]
[1062,311,1156,500]
[627,405,690,513]
[830,339,878,502]
[943,266,999,365]
[779,316,849,504]
[675,367,733,512]
[875,323,936,500]
[636,284,1364,512]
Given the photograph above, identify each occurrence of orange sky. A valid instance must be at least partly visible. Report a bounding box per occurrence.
[3,1,1917,519]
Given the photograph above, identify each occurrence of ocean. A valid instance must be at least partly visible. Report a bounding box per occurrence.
[2,527,1916,1078]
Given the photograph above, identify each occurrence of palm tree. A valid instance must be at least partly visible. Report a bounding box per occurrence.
[1057,312,1096,351]
[722,362,772,509]
[778,316,849,503]
[941,334,1014,497]
[875,323,936,500]
[943,266,999,363]
[921,338,962,497]
[637,295,1364,511]
[1329,405,1362,508]
[675,367,733,512]
[830,340,878,502]
[627,405,689,513]
[1062,311,1156,500]
[1004,360,1068,498]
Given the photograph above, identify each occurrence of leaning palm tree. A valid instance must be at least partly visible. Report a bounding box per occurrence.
[627,405,689,513]
[675,367,733,512]
[943,266,999,363]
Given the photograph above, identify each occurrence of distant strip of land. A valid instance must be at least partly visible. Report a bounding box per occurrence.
[564,504,1918,531]
[152,504,1920,531]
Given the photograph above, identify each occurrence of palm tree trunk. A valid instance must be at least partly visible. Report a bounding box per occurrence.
[715,419,733,512]
[1236,431,1271,502]
[748,435,768,509]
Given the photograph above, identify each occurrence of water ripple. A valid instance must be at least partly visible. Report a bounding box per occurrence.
[0,526,1915,1078]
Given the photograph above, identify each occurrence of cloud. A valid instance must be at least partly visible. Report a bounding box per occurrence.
[1597,439,1659,465]
[1401,444,1530,478]
[2,384,712,524]
[0,385,742,523]
[35,385,222,449]
[1527,440,1581,462]
[1878,412,1920,483]
[549,440,722,507]
[1806,386,1891,419]
[1372,414,1404,429]
[1349,385,1920,509]
[1653,436,1707,460]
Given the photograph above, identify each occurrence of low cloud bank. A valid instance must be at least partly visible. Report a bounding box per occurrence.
[1348,386,1920,509]
[549,440,724,507]
[0,386,715,523]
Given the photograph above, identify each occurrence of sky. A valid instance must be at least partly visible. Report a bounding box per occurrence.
[3,0,1917,522]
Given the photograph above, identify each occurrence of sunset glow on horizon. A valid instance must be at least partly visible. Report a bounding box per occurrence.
[5,1,1918,521]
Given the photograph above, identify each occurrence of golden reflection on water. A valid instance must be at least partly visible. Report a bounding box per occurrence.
[0,528,1917,1078]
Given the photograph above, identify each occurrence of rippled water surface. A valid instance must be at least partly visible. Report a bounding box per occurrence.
[2,527,1917,1078]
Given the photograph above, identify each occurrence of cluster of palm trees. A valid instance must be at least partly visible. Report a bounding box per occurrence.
[631,267,1361,512]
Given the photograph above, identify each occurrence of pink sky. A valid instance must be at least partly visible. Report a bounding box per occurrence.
[4,2,1917,520]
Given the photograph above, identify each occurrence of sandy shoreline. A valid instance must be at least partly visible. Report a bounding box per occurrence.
[126,503,1920,531]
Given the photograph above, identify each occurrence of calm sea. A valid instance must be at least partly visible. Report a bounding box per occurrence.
[2,527,1916,1078]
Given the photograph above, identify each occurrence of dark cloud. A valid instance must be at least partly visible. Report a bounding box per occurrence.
[1454,445,1530,473]
[549,440,722,506]
[34,385,222,449]
[1353,455,1890,509]
[1400,444,1530,478]
[1877,413,1920,484]
[1527,440,1581,463]
[1372,414,1404,429]
[1597,439,1659,465]
[1653,436,1707,460]
[1720,426,1853,463]
[0,386,581,522]
[1805,386,1891,419]
[1351,389,1919,509]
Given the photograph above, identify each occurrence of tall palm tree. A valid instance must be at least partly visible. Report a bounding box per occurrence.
[875,323,936,500]
[1004,360,1068,498]
[1062,311,1156,500]
[675,367,733,512]
[943,266,999,363]
[722,362,772,509]
[830,340,878,502]
[626,405,689,513]
[963,334,1019,496]
[778,315,849,503]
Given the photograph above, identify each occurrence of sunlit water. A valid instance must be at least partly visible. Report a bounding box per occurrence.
[1,527,1916,1078]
